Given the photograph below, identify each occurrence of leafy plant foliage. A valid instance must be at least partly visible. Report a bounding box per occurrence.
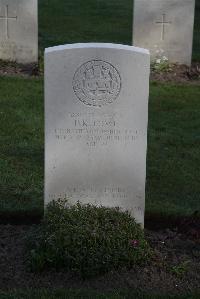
[27,200,151,278]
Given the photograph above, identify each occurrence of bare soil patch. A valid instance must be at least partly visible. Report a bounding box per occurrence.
[0,60,200,85]
[151,62,200,84]
[0,222,199,296]
[0,61,39,77]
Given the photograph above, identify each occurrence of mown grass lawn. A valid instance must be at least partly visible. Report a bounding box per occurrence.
[38,0,133,50]
[0,77,199,220]
[38,0,200,60]
[147,82,200,216]
[0,77,43,219]
[0,0,199,222]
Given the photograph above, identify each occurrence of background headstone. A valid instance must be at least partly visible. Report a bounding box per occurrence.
[45,43,150,226]
[0,0,38,63]
[133,0,195,65]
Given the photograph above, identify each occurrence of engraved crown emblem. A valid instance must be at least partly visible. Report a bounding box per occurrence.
[73,60,121,107]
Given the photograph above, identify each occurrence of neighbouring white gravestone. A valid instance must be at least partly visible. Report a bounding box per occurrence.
[0,0,38,63]
[45,43,150,226]
[133,0,195,65]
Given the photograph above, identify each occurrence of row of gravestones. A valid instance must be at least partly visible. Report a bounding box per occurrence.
[0,0,196,65]
[1,0,195,226]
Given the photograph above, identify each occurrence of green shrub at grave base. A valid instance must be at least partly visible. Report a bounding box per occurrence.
[151,57,173,73]
[26,199,152,278]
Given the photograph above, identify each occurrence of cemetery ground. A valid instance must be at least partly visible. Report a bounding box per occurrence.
[0,0,200,298]
[0,77,200,223]
[0,76,200,298]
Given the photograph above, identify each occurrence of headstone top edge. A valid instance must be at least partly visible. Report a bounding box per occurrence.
[45,43,150,56]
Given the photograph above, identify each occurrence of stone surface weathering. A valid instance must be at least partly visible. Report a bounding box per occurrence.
[0,0,38,63]
[133,0,195,65]
[45,43,150,226]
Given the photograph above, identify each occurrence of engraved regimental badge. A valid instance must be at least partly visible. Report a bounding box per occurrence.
[72,60,121,107]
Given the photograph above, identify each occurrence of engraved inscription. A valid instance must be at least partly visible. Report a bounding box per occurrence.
[54,127,138,147]
[73,60,121,107]
[48,186,143,216]
[53,111,139,148]
[155,14,171,41]
[0,5,17,39]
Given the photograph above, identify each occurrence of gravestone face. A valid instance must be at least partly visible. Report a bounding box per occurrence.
[133,0,195,65]
[45,43,150,226]
[0,0,38,63]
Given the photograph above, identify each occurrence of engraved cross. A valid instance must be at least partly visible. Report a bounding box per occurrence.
[155,14,171,41]
[0,5,17,39]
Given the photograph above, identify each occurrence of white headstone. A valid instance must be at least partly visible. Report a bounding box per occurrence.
[133,0,195,65]
[45,43,150,226]
[0,0,38,63]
